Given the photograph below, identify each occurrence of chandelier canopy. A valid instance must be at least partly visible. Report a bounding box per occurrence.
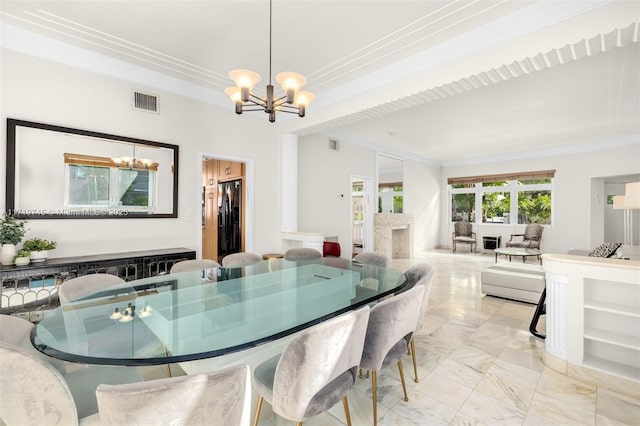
[225,0,315,122]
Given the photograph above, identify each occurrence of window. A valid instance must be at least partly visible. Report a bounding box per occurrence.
[448,171,554,225]
[64,153,156,212]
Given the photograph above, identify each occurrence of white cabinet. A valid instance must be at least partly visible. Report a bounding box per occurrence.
[542,254,640,383]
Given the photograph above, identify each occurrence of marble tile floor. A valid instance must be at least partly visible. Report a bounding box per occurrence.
[252,249,640,426]
[141,249,639,425]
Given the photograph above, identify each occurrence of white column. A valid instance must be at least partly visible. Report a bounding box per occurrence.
[281,134,298,232]
[545,272,568,360]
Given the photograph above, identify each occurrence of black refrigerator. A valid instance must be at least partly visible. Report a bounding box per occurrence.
[217,179,242,263]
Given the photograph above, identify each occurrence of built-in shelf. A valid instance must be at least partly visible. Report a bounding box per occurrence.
[583,354,640,382]
[584,301,640,317]
[584,328,640,350]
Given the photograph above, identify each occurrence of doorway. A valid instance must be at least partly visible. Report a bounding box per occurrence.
[351,175,374,258]
[202,157,248,263]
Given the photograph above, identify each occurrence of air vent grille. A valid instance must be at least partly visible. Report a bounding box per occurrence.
[329,139,339,151]
[133,91,159,113]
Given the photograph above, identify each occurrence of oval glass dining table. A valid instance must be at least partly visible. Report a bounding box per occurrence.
[31,259,406,366]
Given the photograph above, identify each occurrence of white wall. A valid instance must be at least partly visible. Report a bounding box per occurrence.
[1,48,283,257]
[297,135,440,255]
[440,143,640,253]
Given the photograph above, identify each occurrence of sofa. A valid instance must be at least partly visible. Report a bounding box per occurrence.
[567,244,640,261]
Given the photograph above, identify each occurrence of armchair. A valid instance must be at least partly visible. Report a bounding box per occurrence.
[452,221,477,253]
[507,224,544,249]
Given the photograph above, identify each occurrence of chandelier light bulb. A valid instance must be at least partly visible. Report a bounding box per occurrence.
[294,90,316,107]
[276,71,307,103]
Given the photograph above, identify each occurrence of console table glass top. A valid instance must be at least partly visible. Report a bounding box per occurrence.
[31,260,405,365]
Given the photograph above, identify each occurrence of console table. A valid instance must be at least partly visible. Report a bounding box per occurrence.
[0,248,195,321]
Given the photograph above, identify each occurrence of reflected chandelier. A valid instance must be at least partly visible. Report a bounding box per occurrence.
[225,0,315,122]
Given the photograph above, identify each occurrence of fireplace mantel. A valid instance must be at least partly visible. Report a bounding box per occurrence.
[374,213,414,259]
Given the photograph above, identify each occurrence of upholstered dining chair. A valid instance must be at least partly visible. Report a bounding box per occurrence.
[352,251,391,302]
[506,223,544,249]
[58,273,125,304]
[398,263,435,383]
[252,306,371,426]
[283,247,323,261]
[0,342,99,425]
[221,252,262,267]
[96,363,251,426]
[452,221,477,253]
[353,251,390,267]
[359,285,426,426]
[0,314,143,419]
[169,258,220,274]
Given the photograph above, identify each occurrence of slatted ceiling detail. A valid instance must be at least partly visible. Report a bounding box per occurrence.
[297,24,640,137]
[447,170,556,185]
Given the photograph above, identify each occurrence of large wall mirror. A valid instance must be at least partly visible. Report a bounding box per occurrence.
[6,119,179,219]
[377,154,403,213]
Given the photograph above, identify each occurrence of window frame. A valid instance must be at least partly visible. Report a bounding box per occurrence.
[449,173,554,226]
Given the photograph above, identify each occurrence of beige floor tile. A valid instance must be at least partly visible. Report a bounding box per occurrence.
[414,370,474,410]
[527,391,596,425]
[458,389,527,424]
[596,387,640,425]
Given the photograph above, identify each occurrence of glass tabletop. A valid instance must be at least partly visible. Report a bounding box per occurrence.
[31,259,405,365]
[494,248,542,256]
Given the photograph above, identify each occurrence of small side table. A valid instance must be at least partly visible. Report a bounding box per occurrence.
[482,236,501,250]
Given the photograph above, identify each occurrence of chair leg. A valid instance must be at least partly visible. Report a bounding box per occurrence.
[398,361,409,402]
[343,396,352,426]
[253,395,263,426]
[371,370,378,426]
[410,337,419,383]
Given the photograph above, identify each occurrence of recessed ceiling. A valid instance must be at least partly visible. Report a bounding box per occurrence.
[1,0,639,164]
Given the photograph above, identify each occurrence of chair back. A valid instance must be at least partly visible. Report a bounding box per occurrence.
[0,342,79,426]
[322,241,341,257]
[524,224,544,241]
[353,251,390,267]
[402,263,435,332]
[58,273,125,304]
[271,306,370,421]
[360,285,425,371]
[454,221,473,237]
[283,247,322,261]
[96,363,251,426]
[170,259,220,274]
[221,252,262,267]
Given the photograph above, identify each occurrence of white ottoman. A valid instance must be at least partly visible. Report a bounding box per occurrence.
[481,264,545,304]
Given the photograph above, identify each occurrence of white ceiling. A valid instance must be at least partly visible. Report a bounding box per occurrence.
[1,0,639,164]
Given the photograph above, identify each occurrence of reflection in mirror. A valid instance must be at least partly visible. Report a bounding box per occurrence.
[6,119,179,219]
[377,154,403,213]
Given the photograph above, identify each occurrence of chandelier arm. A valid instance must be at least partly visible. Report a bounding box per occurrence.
[276,109,301,115]
[247,95,267,106]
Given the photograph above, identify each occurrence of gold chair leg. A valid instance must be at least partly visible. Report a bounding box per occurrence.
[371,370,378,426]
[410,337,419,383]
[253,395,263,426]
[398,361,409,402]
[296,422,302,426]
[343,395,352,426]
[359,368,363,379]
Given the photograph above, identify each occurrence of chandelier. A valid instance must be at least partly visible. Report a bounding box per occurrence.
[225,0,315,122]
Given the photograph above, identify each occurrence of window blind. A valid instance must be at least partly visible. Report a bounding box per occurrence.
[448,170,555,185]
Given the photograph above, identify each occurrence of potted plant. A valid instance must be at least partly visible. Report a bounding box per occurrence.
[0,215,27,266]
[22,238,57,263]
[13,249,31,266]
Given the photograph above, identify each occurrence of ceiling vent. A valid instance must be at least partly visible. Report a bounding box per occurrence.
[328,139,339,151]
[133,91,159,113]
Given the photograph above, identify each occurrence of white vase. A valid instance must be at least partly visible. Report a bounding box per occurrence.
[0,244,16,266]
[29,250,49,263]
[14,257,30,266]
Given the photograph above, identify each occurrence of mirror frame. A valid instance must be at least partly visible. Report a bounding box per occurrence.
[5,118,179,219]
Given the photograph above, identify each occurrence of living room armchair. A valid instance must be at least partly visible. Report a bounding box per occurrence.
[452,221,477,253]
[506,223,544,249]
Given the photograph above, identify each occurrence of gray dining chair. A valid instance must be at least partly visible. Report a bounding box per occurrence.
[222,252,262,267]
[252,305,371,426]
[397,263,435,382]
[353,251,391,303]
[0,341,99,425]
[353,251,390,267]
[169,258,220,273]
[58,273,125,304]
[359,285,425,426]
[96,363,251,426]
[0,314,143,419]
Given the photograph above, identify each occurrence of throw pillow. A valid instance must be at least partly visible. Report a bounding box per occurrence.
[588,242,622,258]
